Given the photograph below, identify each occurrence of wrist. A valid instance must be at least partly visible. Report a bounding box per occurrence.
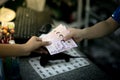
[22,43,31,56]
[81,28,88,40]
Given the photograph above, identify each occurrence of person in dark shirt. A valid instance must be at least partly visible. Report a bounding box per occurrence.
[64,6,120,79]
[64,6,120,42]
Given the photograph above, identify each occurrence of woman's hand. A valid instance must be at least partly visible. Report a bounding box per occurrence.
[25,36,51,54]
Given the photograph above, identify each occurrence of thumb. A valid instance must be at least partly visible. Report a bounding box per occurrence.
[63,34,73,41]
[40,41,51,46]
[64,28,74,41]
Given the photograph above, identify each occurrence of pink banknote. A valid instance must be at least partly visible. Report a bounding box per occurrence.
[40,24,78,55]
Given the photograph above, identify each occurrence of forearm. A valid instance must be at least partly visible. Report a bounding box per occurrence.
[83,17,119,39]
[0,44,29,57]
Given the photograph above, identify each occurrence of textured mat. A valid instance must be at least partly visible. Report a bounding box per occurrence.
[29,49,90,79]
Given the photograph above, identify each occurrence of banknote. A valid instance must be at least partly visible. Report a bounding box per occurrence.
[40,24,77,55]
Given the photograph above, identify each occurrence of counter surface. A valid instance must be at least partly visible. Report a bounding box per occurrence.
[19,49,111,80]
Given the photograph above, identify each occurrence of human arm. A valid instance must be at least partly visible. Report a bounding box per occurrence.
[64,17,119,42]
[0,36,50,57]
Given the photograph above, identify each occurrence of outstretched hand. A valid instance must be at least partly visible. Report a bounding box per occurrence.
[25,36,51,53]
[64,28,85,42]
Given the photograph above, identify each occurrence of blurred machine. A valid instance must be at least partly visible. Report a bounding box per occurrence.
[14,7,52,43]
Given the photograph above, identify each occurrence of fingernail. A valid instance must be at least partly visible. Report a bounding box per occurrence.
[47,41,52,45]
[46,41,52,45]
[63,38,66,41]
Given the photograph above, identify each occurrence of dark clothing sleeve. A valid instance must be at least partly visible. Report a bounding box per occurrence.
[112,6,120,24]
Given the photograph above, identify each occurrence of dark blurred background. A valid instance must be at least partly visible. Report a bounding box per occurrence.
[1,0,120,79]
